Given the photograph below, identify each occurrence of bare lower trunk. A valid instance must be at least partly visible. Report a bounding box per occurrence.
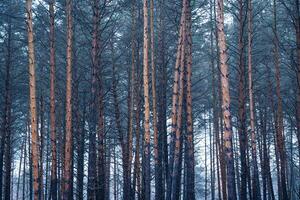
[62,0,73,198]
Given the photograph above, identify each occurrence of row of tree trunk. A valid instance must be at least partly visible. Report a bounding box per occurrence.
[1,0,295,199]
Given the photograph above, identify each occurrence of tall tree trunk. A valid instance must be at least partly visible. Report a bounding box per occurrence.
[128,0,135,196]
[26,1,40,199]
[88,1,100,199]
[167,1,186,198]
[45,127,50,200]
[185,1,194,199]
[170,1,188,198]
[210,1,221,198]
[247,0,261,199]
[62,0,73,198]
[259,108,267,200]
[97,0,106,200]
[111,37,131,200]
[214,1,227,198]
[39,96,45,200]
[150,0,162,198]
[16,138,23,199]
[236,0,248,199]
[133,45,142,200]
[49,1,57,199]
[22,128,28,200]
[261,103,275,200]
[216,0,237,199]
[105,139,111,200]
[157,0,168,197]
[267,66,281,200]
[76,95,86,200]
[131,1,142,198]
[272,1,288,199]
[142,0,151,199]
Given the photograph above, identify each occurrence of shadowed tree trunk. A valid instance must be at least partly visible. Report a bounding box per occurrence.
[157,0,168,198]
[49,0,57,199]
[184,1,195,199]
[62,0,73,198]
[149,0,162,198]
[97,0,105,197]
[236,0,248,199]
[272,1,288,199]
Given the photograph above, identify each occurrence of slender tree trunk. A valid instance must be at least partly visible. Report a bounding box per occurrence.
[127,0,136,197]
[17,138,26,200]
[247,0,261,199]
[259,108,267,200]
[216,0,237,199]
[261,103,275,200]
[62,0,73,198]
[236,0,248,199]
[185,1,194,198]
[210,118,215,200]
[76,96,86,200]
[111,37,131,200]
[49,1,57,199]
[39,96,45,200]
[267,66,281,200]
[29,122,34,200]
[214,1,227,198]
[131,1,142,197]
[149,0,162,198]
[23,128,28,200]
[45,128,50,200]
[157,0,168,197]
[105,139,111,200]
[142,0,151,198]
[133,43,142,200]
[210,1,221,198]
[167,1,186,198]
[272,1,288,199]
[210,1,222,194]
[97,41,106,200]
[26,1,40,199]
[88,1,100,199]
[170,1,188,198]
